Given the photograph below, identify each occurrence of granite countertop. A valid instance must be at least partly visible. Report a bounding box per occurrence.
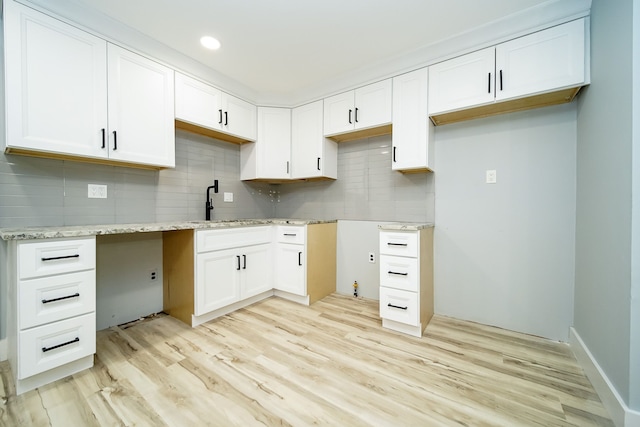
[0,219,337,240]
[378,222,434,231]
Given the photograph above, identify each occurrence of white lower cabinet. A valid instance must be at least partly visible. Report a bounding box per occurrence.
[194,227,272,320]
[8,236,97,395]
[196,243,271,314]
[275,243,305,296]
[379,228,433,337]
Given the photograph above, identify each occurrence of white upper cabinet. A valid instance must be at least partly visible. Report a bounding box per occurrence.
[175,73,223,131]
[291,101,337,180]
[495,18,586,102]
[240,107,291,180]
[323,79,392,139]
[107,45,175,168]
[428,47,495,116]
[175,72,257,142]
[4,1,108,159]
[4,1,175,168]
[428,18,589,125]
[392,68,435,172]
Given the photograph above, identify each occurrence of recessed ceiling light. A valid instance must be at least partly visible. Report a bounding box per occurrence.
[200,36,221,50]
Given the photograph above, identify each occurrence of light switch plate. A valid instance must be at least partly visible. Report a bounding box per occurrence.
[486,170,497,184]
[224,192,233,202]
[88,184,107,198]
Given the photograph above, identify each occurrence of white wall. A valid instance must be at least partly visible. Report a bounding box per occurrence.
[336,220,391,300]
[434,103,577,341]
[96,233,164,330]
[574,0,637,418]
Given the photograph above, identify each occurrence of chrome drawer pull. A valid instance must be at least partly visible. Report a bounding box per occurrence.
[41,254,80,262]
[388,271,408,276]
[387,243,407,247]
[42,337,79,353]
[388,303,408,310]
[42,293,80,304]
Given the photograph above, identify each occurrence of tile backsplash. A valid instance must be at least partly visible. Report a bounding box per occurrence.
[0,130,433,228]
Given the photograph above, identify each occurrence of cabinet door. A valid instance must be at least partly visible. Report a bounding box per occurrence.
[495,19,586,102]
[223,94,257,141]
[323,91,354,136]
[275,244,305,296]
[175,73,223,131]
[250,107,291,179]
[392,68,434,171]
[107,44,175,168]
[195,248,240,315]
[428,47,495,115]
[241,244,272,299]
[4,1,108,158]
[291,101,337,179]
[354,79,392,130]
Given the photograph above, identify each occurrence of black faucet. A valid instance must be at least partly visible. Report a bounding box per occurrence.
[206,180,219,220]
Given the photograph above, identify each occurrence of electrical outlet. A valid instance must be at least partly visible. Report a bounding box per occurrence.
[149,269,158,282]
[224,192,234,202]
[368,252,375,263]
[88,184,107,198]
[486,170,497,184]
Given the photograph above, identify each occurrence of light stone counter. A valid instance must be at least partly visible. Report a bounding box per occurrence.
[0,219,336,240]
[378,222,434,231]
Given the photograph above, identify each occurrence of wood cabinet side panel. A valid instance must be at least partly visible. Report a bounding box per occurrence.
[419,228,434,331]
[306,223,337,304]
[162,230,194,325]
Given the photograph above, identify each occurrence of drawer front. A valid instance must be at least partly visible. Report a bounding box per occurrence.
[18,237,96,279]
[380,255,419,292]
[379,231,418,257]
[19,270,96,329]
[18,312,96,379]
[276,226,305,244]
[379,287,419,326]
[197,226,271,253]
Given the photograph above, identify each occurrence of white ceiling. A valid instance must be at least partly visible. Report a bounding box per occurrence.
[67,0,554,101]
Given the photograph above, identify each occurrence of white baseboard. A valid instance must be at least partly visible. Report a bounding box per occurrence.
[570,327,640,427]
[0,338,6,361]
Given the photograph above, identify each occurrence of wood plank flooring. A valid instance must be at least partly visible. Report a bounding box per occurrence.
[0,294,613,426]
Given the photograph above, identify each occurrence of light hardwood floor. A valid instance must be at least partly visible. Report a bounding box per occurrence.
[0,294,613,426]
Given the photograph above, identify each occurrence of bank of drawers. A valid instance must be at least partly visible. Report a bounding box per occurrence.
[16,237,96,379]
[379,230,426,337]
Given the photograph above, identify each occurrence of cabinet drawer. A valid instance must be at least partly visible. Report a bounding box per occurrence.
[19,270,96,329]
[379,287,418,327]
[276,226,305,244]
[18,312,96,379]
[379,255,419,292]
[197,226,271,253]
[18,237,96,279]
[379,231,418,257]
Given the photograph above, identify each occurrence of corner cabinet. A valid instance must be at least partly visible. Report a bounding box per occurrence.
[175,72,257,143]
[428,18,589,125]
[7,237,97,395]
[4,1,175,168]
[379,227,433,337]
[291,101,337,180]
[240,107,292,181]
[391,68,435,173]
[323,79,392,142]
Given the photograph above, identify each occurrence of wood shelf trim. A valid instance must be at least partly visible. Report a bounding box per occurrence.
[429,87,582,126]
